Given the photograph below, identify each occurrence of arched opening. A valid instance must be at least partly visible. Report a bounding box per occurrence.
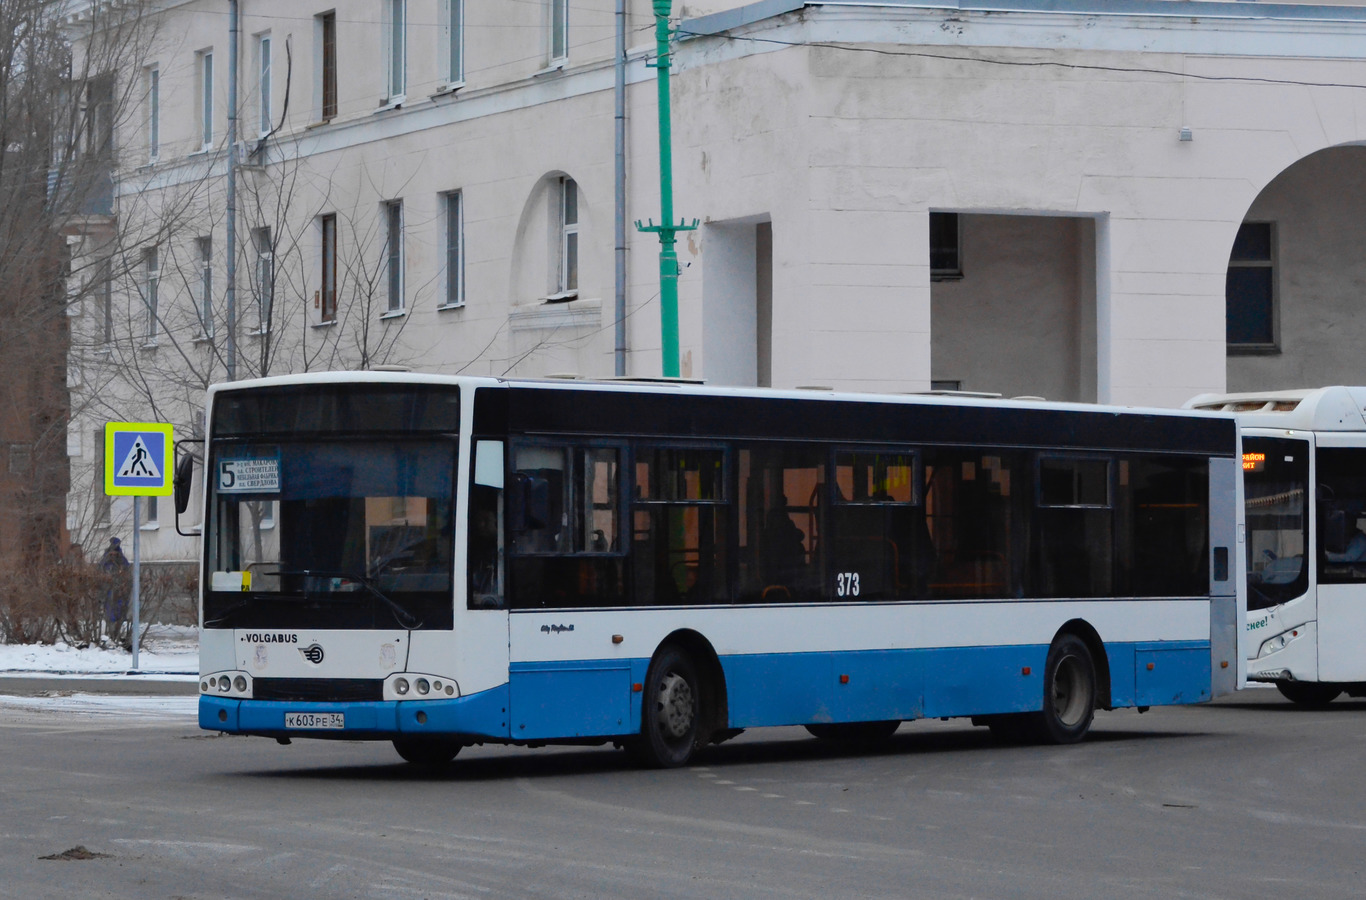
[1227,145,1366,392]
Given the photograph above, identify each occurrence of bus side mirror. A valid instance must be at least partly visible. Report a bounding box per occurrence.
[174,452,195,516]
[1324,507,1349,556]
[509,473,549,532]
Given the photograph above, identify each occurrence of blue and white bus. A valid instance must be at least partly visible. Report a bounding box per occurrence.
[190,373,1243,766]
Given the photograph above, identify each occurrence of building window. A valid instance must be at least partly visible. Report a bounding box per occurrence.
[253,226,273,333]
[442,191,464,308]
[198,51,214,149]
[384,200,404,313]
[549,0,568,65]
[930,212,961,280]
[141,495,159,528]
[442,0,464,87]
[386,0,407,103]
[146,66,159,161]
[86,74,114,158]
[318,12,337,121]
[552,176,578,299]
[197,236,213,337]
[319,214,337,323]
[143,246,160,342]
[258,34,272,136]
[1227,221,1277,351]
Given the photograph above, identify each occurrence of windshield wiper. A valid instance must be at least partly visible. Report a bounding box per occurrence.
[271,569,424,629]
[204,596,257,628]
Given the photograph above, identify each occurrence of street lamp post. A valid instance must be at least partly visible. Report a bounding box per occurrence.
[636,0,697,378]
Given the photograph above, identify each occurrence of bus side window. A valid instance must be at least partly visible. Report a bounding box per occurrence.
[737,444,825,604]
[631,446,728,606]
[830,450,930,600]
[1317,448,1366,583]
[469,440,505,609]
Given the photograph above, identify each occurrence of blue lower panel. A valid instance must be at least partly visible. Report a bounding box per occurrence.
[1135,642,1211,706]
[199,684,511,741]
[509,661,633,739]
[198,639,1214,741]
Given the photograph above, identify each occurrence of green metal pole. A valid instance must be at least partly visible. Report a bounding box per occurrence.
[637,0,696,379]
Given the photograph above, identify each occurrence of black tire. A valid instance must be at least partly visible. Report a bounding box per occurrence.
[804,721,900,743]
[393,738,462,767]
[631,645,705,768]
[1034,634,1097,744]
[1276,681,1342,708]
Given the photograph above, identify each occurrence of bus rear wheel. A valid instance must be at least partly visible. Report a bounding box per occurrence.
[804,721,900,743]
[1276,681,1341,708]
[1035,634,1097,744]
[630,645,704,768]
[393,738,462,767]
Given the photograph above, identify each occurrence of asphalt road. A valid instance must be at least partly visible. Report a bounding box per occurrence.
[1,689,1362,899]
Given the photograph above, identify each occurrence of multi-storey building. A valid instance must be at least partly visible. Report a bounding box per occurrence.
[57,0,1366,564]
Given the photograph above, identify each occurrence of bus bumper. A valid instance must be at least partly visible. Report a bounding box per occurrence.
[199,683,511,741]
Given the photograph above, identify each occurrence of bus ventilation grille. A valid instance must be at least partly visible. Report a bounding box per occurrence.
[252,678,384,703]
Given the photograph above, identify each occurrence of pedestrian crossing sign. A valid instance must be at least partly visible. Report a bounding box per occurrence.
[105,422,174,496]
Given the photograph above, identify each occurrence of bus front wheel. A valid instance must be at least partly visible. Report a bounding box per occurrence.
[1276,681,1341,708]
[393,738,461,767]
[631,645,704,768]
[1036,634,1097,744]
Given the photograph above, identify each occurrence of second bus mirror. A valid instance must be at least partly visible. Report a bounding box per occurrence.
[173,452,196,516]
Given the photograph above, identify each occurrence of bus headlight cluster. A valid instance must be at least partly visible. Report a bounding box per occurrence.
[389,674,458,700]
[201,672,252,697]
[1259,628,1302,658]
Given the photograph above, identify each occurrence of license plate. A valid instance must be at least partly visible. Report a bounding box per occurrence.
[284,712,345,730]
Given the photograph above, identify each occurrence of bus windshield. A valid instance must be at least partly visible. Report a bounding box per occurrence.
[205,439,457,630]
[1243,436,1309,611]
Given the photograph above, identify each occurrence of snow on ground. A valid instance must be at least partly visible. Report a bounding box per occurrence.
[0,624,198,675]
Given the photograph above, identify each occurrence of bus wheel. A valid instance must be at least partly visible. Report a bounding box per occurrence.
[1276,681,1341,708]
[1036,634,1097,744]
[392,738,461,767]
[804,721,900,743]
[633,646,703,768]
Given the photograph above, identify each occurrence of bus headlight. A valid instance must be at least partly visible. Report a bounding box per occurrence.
[415,678,430,695]
[233,676,248,693]
[395,678,410,695]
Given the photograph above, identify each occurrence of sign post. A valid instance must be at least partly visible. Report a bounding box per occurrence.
[104,422,174,670]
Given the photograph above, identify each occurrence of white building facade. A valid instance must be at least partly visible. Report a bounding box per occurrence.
[61,0,1366,559]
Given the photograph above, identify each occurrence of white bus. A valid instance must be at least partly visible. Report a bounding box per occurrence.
[1188,386,1366,706]
[186,373,1243,766]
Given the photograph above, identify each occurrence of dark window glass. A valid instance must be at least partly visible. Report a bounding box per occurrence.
[1039,456,1110,507]
[1226,267,1274,345]
[320,13,337,120]
[507,443,626,609]
[1230,222,1271,262]
[213,385,459,437]
[1317,448,1366,585]
[1114,456,1209,597]
[204,439,456,630]
[1035,457,1113,598]
[924,451,1025,600]
[1243,437,1309,610]
[930,212,961,277]
[632,446,728,605]
[831,450,931,600]
[737,445,824,604]
[1226,222,1275,347]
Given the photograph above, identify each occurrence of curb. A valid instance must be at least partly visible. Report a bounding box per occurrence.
[0,674,199,697]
